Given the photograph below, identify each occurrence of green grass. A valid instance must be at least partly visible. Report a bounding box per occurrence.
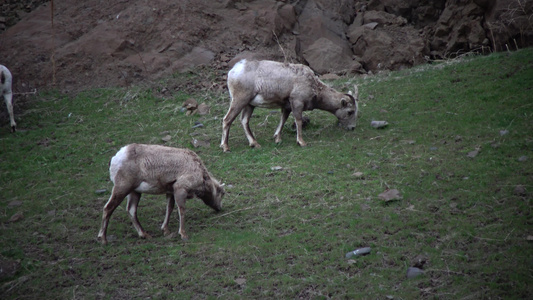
[1,49,532,299]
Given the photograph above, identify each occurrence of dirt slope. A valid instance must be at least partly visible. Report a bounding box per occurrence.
[0,0,531,95]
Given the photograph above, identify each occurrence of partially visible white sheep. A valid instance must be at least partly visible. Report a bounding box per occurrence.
[97,144,225,245]
[0,65,16,132]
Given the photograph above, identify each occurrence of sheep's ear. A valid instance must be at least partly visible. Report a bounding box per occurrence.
[341,98,347,107]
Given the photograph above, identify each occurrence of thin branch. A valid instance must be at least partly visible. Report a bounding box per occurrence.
[211,206,255,220]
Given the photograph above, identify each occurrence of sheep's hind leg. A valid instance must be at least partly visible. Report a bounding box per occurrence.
[241,105,260,148]
[98,187,128,245]
[221,91,253,152]
[161,194,175,236]
[126,192,152,239]
[3,93,16,132]
[274,107,290,144]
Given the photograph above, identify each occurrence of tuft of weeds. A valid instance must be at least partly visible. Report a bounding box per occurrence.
[0,49,532,299]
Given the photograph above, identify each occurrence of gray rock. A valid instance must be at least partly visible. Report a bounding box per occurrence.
[406,267,424,279]
[345,247,371,258]
[95,189,108,195]
[371,120,388,129]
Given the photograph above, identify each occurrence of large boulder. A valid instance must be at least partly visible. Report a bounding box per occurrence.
[295,0,360,74]
[429,1,489,56]
[348,10,427,71]
[302,37,363,74]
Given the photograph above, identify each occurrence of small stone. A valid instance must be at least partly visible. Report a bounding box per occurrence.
[371,120,388,129]
[513,185,526,196]
[192,138,210,148]
[47,210,56,216]
[182,98,198,110]
[0,259,21,278]
[353,172,364,178]
[234,278,246,285]
[192,122,204,129]
[345,247,371,258]
[197,103,210,115]
[499,130,509,136]
[467,149,480,158]
[271,166,283,171]
[162,135,172,142]
[8,201,22,207]
[378,189,402,202]
[406,267,424,279]
[518,156,528,162]
[8,212,24,223]
[95,189,108,195]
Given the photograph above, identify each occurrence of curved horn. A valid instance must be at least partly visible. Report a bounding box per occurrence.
[344,93,356,105]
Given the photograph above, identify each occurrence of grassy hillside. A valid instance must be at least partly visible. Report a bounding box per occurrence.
[1,49,532,299]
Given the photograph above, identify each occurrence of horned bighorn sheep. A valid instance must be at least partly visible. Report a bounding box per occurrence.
[1,65,16,132]
[98,144,225,244]
[220,59,359,152]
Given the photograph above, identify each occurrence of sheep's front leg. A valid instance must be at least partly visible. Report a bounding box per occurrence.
[273,107,290,143]
[241,105,260,148]
[290,101,307,147]
[173,188,189,241]
[126,192,152,239]
[161,194,174,236]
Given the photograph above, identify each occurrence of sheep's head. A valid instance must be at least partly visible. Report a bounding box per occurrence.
[335,91,358,131]
[202,180,225,211]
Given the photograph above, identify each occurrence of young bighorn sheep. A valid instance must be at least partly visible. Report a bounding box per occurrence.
[220,59,359,152]
[1,65,16,132]
[98,144,225,245]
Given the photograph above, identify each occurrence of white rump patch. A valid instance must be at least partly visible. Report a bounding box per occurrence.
[229,59,246,78]
[109,145,129,182]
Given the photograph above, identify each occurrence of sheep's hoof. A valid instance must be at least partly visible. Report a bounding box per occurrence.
[221,145,231,153]
[98,237,108,245]
[250,142,261,149]
[297,141,307,147]
[141,233,153,239]
[162,228,172,236]
[164,232,178,239]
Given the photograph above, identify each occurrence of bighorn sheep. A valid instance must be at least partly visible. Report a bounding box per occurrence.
[220,59,359,152]
[1,65,16,132]
[98,144,225,244]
